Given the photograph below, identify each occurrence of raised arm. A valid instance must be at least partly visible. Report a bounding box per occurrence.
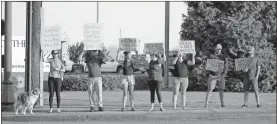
[172,52,181,65]
[78,51,86,61]
[116,49,123,64]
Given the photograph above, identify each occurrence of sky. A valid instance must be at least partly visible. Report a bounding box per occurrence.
[1,2,187,57]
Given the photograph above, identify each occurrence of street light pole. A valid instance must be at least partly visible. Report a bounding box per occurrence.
[2,1,15,111]
[164,1,170,87]
[97,1,99,23]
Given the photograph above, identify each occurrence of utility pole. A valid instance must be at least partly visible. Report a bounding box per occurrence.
[25,1,32,92]
[164,1,170,87]
[120,29,121,38]
[97,1,99,23]
[1,2,15,111]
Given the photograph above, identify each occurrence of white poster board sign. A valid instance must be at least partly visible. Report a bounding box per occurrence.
[119,38,138,51]
[84,23,103,50]
[41,25,62,51]
[179,40,195,53]
[1,36,50,72]
[143,43,164,54]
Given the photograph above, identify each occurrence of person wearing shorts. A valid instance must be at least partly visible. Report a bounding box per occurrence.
[147,53,166,112]
[204,44,228,108]
[241,46,261,108]
[116,50,135,112]
[78,49,109,112]
[171,51,195,109]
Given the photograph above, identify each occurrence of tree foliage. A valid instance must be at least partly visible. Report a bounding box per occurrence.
[180,1,276,92]
[67,42,84,64]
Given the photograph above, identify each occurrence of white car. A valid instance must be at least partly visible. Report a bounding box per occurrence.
[63,59,74,72]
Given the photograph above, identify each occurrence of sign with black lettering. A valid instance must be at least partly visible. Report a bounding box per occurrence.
[84,23,103,50]
[205,59,225,72]
[41,25,62,51]
[143,43,164,54]
[119,38,138,51]
[179,40,195,53]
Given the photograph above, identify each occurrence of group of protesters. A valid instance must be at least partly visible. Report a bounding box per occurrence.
[41,43,261,113]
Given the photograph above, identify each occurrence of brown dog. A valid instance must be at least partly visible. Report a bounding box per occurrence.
[14,88,43,115]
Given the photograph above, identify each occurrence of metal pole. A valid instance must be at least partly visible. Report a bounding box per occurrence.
[28,2,33,91]
[164,1,170,87]
[97,1,99,23]
[1,1,15,109]
[25,2,30,92]
[120,29,121,38]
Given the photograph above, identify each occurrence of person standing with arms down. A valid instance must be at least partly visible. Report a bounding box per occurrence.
[116,50,136,112]
[78,49,109,112]
[204,44,228,108]
[42,50,65,113]
[147,52,166,112]
[241,46,261,108]
[171,52,195,109]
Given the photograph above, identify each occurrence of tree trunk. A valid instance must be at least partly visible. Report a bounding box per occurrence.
[30,2,42,89]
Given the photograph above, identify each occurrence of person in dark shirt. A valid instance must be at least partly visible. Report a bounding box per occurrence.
[204,44,228,108]
[116,50,135,112]
[78,49,109,112]
[147,53,166,112]
[171,51,195,109]
[241,46,261,108]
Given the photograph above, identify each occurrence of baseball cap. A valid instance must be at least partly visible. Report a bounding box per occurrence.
[216,44,222,49]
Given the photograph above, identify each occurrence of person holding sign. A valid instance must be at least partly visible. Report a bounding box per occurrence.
[171,52,195,109]
[241,46,261,108]
[147,53,166,112]
[204,44,228,108]
[41,50,65,113]
[78,49,109,112]
[116,50,136,112]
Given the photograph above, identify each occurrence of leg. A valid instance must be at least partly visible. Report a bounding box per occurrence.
[205,76,217,108]
[242,77,250,107]
[48,77,55,111]
[148,80,155,111]
[54,78,62,112]
[29,105,34,114]
[180,78,189,109]
[88,77,96,109]
[252,78,260,107]
[155,80,164,111]
[15,102,19,115]
[128,76,135,110]
[218,76,226,107]
[173,78,180,109]
[96,77,104,110]
[121,77,128,110]
[22,106,28,115]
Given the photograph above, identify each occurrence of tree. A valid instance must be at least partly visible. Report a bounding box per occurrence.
[180,1,276,92]
[67,42,84,64]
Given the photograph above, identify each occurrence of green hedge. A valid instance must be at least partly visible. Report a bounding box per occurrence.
[62,75,149,91]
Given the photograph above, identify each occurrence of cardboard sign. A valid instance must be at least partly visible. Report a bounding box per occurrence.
[41,25,62,51]
[179,40,195,53]
[119,38,138,51]
[205,59,225,72]
[143,43,164,54]
[84,23,103,50]
[235,58,255,71]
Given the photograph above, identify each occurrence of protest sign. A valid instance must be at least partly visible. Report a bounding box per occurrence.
[119,38,138,51]
[235,58,255,71]
[179,40,195,53]
[41,25,62,51]
[84,23,103,50]
[143,43,164,54]
[205,59,225,72]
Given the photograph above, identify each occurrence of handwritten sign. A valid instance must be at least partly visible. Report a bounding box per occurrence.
[179,40,195,53]
[235,58,255,71]
[84,23,103,50]
[41,25,62,51]
[205,59,225,72]
[119,38,138,51]
[143,43,164,54]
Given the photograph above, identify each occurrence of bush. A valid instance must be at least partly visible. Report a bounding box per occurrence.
[62,74,149,91]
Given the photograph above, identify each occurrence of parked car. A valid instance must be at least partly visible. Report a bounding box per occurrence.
[63,59,75,73]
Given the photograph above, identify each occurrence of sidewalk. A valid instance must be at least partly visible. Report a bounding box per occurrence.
[2,91,276,122]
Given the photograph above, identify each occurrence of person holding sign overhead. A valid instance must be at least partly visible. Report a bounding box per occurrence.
[41,50,65,113]
[78,49,109,112]
[147,52,166,112]
[116,50,136,112]
[241,46,261,108]
[204,44,228,108]
[171,51,195,109]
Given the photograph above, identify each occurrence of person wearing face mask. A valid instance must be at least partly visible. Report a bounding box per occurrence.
[171,51,195,109]
[241,46,261,108]
[147,52,166,112]
[116,50,136,112]
[41,50,65,113]
[204,44,228,108]
[78,49,109,112]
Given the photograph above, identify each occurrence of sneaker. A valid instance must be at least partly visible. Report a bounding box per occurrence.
[48,108,53,113]
[204,105,208,108]
[99,107,104,112]
[121,108,125,112]
[131,108,135,111]
[90,107,95,112]
[221,105,226,108]
[57,108,61,113]
[160,107,165,111]
[257,104,261,108]
[241,104,248,108]
[148,108,154,112]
